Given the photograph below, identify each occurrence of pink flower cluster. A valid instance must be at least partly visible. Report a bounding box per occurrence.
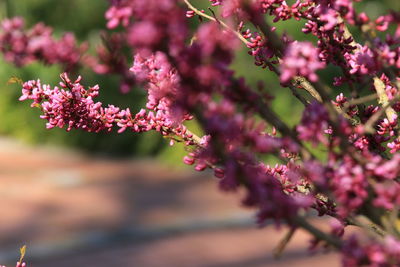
[343,236,400,266]
[20,74,121,132]
[0,17,86,70]
[280,41,325,83]
[19,72,198,149]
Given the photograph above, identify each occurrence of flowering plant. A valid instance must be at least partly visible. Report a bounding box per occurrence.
[2,0,400,266]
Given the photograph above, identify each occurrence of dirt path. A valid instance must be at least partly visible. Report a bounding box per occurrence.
[0,138,340,266]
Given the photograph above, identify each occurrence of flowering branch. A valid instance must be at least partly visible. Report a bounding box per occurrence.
[6,0,400,265]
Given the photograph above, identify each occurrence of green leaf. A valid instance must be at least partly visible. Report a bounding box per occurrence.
[6,76,23,86]
[19,245,26,263]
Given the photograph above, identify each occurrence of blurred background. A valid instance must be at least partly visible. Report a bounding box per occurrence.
[0,0,397,266]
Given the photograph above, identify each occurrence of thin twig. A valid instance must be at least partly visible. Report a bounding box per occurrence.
[292,216,342,249]
[347,216,387,238]
[343,93,377,110]
[363,95,400,134]
[293,76,323,103]
[252,97,314,160]
[267,63,310,106]
[183,0,250,45]
[373,77,397,123]
[273,227,297,258]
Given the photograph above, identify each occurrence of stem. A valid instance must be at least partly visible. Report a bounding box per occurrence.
[183,0,250,45]
[249,13,284,55]
[182,128,203,145]
[267,63,310,106]
[293,76,322,103]
[292,216,342,249]
[273,227,297,258]
[373,77,397,122]
[363,95,400,134]
[162,126,203,147]
[348,216,387,238]
[343,93,377,110]
[252,96,314,160]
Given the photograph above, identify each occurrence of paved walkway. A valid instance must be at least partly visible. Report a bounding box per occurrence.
[0,138,340,266]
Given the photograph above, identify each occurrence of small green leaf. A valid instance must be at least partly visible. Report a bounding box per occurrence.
[7,76,23,86]
[19,245,26,263]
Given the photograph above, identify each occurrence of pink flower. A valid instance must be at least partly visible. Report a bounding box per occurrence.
[280,41,325,83]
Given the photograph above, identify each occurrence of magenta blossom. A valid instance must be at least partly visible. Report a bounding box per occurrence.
[280,41,325,83]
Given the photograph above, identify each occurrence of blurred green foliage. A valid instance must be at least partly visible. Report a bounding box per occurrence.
[0,0,165,157]
[0,0,396,164]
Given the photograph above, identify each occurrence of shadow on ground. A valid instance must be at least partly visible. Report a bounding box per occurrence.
[0,137,340,267]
